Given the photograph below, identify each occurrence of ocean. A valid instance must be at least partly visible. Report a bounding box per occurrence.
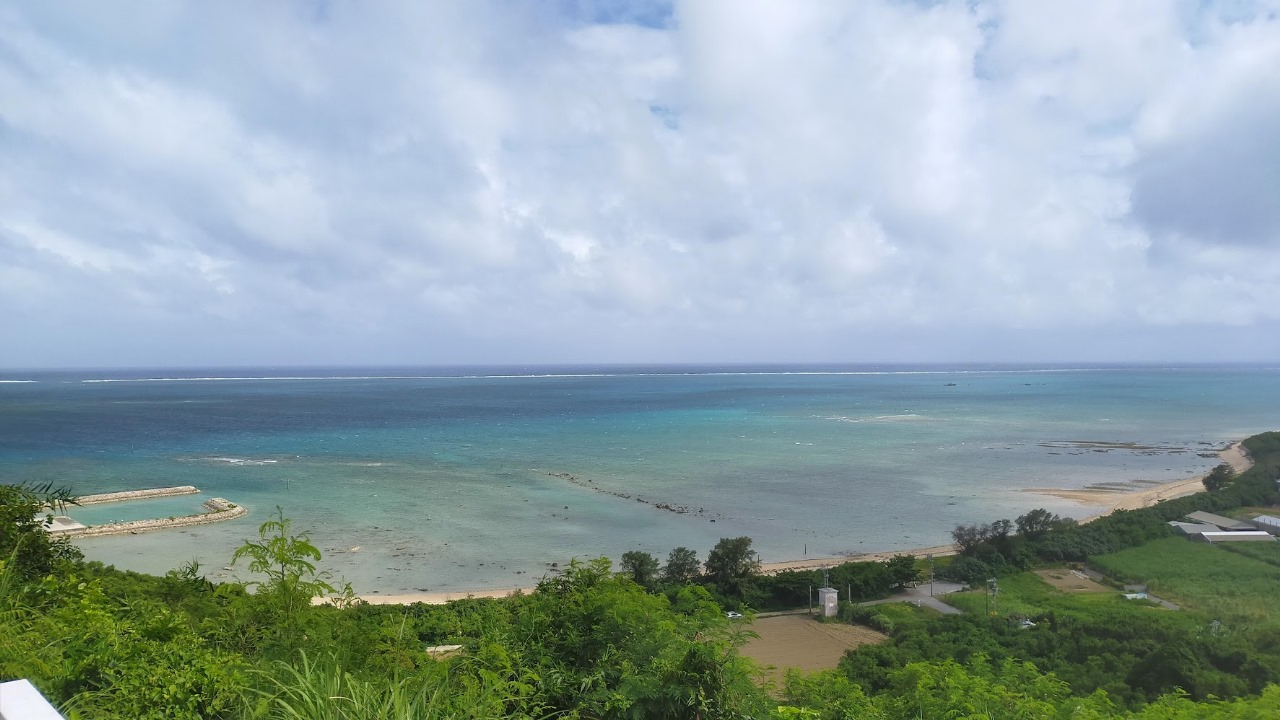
[1,364,1276,593]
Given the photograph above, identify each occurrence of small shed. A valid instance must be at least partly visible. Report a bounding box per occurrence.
[817,587,839,617]
[1185,511,1256,531]
[1190,531,1276,543]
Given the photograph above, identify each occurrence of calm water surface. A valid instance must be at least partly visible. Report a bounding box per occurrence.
[2,364,1276,592]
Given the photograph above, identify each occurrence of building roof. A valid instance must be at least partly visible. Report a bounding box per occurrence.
[1185,510,1256,531]
[1252,515,1280,528]
[1191,531,1277,543]
[1168,521,1220,535]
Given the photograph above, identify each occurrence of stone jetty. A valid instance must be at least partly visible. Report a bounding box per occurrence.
[47,488,248,538]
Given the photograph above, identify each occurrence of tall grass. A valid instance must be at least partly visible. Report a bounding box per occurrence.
[244,651,539,720]
[1093,537,1280,627]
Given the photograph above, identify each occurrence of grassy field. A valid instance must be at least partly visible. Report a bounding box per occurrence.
[1220,539,1280,568]
[941,570,1127,618]
[1092,536,1280,628]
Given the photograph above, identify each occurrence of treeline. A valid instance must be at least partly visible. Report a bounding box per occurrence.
[617,537,920,611]
[941,432,1280,583]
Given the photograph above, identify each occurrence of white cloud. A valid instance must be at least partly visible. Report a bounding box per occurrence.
[1,0,1278,367]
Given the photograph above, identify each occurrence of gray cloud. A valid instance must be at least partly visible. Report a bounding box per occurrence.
[1130,22,1280,245]
[1,0,1279,367]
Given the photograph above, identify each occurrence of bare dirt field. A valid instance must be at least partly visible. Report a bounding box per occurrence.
[740,614,886,684]
[1034,568,1111,593]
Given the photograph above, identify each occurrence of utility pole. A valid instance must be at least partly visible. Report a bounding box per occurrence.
[928,553,935,597]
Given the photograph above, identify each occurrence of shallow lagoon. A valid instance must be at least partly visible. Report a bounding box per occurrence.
[3,364,1276,592]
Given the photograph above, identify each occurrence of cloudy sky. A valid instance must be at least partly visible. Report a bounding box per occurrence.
[2,1,1278,368]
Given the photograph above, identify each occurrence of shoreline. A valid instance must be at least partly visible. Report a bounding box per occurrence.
[335,441,1253,606]
[1024,441,1251,521]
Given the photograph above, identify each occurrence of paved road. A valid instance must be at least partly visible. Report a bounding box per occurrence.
[753,581,969,618]
[859,581,967,615]
[860,594,964,615]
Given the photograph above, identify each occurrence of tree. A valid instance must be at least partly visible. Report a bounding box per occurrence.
[663,546,701,585]
[620,550,660,590]
[951,523,990,556]
[516,558,768,718]
[231,506,341,647]
[1016,508,1071,539]
[1203,463,1235,492]
[988,518,1017,556]
[885,555,920,590]
[705,537,760,596]
[0,482,82,580]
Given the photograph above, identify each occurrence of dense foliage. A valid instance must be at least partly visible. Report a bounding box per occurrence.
[624,536,920,612]
[838,571,1280,708]
[0,482,83,580]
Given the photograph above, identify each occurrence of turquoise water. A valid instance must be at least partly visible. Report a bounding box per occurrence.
[68,495,211,526]
[2,365,1276,592]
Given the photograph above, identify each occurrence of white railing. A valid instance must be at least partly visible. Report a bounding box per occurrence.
[0,680,65,720]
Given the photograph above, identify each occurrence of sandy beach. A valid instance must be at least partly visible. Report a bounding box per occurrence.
[1024,441,1252,521]
[334,441,1253,606]
[345,587,535,606]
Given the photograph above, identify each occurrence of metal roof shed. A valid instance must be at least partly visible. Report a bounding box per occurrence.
[1191,531,1277,543]
[1185,511,1256,531]
[1168,521,1221,535]
[1251,515,1280,535]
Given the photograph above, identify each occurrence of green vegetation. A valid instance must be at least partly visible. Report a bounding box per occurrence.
[610,538,919,612]
[1219,540,1280,568]
[817,431,1280,711]
[661,546,701,585]
[0,482,82,580]
[619,549,661,590]
[4,431,1280,716]
[1202,463,1236,492]
[705,536,762,598]
[836,566,1280,708]
[1094,537,1280,628]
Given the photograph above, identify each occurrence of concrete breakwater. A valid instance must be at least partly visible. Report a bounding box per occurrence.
[52,494,248,538]
[77,486,200,505]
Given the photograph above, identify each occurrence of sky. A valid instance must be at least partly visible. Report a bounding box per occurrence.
[2,0,1279,368]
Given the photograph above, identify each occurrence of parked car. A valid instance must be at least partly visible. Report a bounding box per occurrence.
[725,611,743,620]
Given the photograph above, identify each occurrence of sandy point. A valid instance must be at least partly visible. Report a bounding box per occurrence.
[1024,441,1253,520]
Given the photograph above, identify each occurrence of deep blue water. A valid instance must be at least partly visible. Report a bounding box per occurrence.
[2,364,1276,592]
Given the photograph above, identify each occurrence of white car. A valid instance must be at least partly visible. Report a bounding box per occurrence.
[725,611,743,620]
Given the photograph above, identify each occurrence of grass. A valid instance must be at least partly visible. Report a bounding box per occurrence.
[940,571,1125,619]
[1219,540,1280,567]
[1092,536,1280,628]
[861,600,937,629]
